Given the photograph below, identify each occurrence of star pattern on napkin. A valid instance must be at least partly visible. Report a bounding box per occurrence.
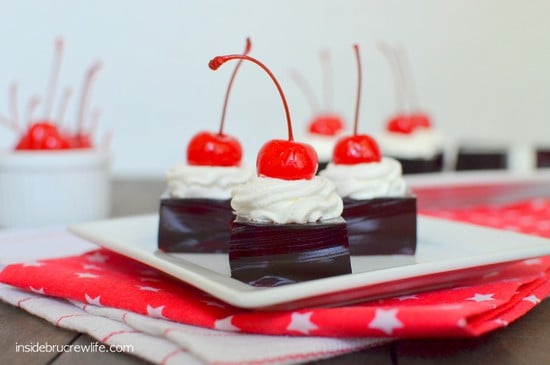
[214,316,239,332]
[397,295,418,301]
[466,293,495,302]
[137,285,161,292]
[85,294,102,306]
[86,252,109,263]
[286,312,319,335]
[367,309,404,335]
[523,295,541,304]
[76,272,99,279]
[146,305,167,319]
[82,264,103,271]
[30,286,45,294]
[22,261,44,267]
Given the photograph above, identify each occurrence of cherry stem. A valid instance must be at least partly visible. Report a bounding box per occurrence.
[397,46,419,111]
[55,87,73,127]
[88,108,101,135]
[25,96,41,127]
[210,54,294,141]
[353,44,362,136]
[320,49,333,111]
[44,37,64,121]
[378,43,406,112]
[218,37,251,135]
[101,129,113,150]
[289,69,320,113]
[9,83,20,132]
[76,61,102,133]
[0,115,12,130]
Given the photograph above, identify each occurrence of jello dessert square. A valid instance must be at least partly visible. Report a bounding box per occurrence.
[208,48,352,286]
[536,146,550,168]
[321,44,417,260]
[229,217,350,286]
[342,196,416,255]
[455,141,508,171]
[158,165,253,254]
[377,43,444,174]
[157,39,253,253]
[158,197,233,253]
[228,175,352,286]
[322,158,417,258]
[376,113,444,174]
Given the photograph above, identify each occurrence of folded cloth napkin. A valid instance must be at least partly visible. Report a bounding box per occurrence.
[1,198,550,364]
[0,284,385,365]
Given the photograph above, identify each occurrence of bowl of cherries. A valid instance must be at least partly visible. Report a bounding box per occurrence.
[0,38,111,228]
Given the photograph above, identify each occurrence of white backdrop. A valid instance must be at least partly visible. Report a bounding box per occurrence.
[1,0,549,177]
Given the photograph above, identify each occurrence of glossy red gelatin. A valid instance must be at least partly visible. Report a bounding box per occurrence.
[536,148,550,168]
[229,217,351,287]
[158,198,233,253]
[455,148,507,171]
[342,196,417,256]
[395,153,444,174]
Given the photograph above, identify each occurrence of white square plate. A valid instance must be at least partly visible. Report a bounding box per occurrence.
[69,214,550,310]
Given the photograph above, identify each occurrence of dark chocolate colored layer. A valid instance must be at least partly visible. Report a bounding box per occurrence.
[455,149,507,171]
[229,218,351,286]
[158,198,233,253]
[537,148,550,168]
[395,153,444,174]
[342,197,417,255]
[317,161,329,174]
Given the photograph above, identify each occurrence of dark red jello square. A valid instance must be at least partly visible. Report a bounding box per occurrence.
[537,147,550,168]
[342,196,417,256]
[229,217,351,287]
[158,198,233,253]
[396,153,444,174]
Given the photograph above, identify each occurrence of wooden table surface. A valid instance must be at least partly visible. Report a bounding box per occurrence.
[1,179,549,365]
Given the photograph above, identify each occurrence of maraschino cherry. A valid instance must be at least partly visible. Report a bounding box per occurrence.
[16,38,71,150]
[379,43,432,135]
[209,53,318,180]
[187,38,252,167]
[332,44,381,165]
[291,50,345,136]
[2,37,104,150]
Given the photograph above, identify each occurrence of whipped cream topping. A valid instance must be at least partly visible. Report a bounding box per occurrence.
[320,157,407,200]
[298,133,343,161]
[166,164,254,200]
[231,176,343,224]
[375,129,444,159]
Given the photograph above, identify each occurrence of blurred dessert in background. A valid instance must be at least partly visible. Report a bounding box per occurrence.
[292,50,346,172]
[376,43,444,174]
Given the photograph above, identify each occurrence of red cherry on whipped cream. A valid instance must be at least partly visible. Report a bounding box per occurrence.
[209,53,318,180]
[386,112,431,135]
[187,131,242,166]
[308,114,345,136]
[333,44,381,165]
[291,51,345,137]
[187,38,251,167]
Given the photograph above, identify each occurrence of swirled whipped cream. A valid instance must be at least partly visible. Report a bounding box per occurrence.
[231,176,343,224]
[320,157,407,200]
[376,129,444,159]
[299,133,342,161]
[166,164,253,200]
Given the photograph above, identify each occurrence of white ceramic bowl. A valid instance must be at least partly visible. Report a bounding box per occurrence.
[0,149,111,228]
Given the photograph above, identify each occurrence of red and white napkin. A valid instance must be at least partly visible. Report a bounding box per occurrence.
[1,198,550,364]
